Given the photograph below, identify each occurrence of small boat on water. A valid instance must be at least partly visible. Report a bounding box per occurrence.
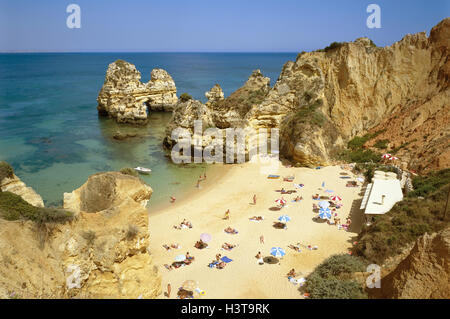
[134,167,152,174]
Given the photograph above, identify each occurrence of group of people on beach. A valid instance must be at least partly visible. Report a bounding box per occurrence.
[173,219,193,230]
[164,251,195,271]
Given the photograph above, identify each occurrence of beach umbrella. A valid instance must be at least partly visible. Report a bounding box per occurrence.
[270,247,286,258]
[278,215,291,223]
[381,153,392,159]
[318,200,330,209]
[200,233,212,243]
[331,195,342,201]
[275,198,287,206]
[175,254,186,262]
[318,208,332,220]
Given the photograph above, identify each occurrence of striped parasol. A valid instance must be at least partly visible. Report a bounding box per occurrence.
[331,195,342,201]
[389,156,399,161]
[381,153,392,159]
[275,198,287,206]
[318,208,332,220]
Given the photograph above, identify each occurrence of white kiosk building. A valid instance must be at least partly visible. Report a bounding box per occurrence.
[360,171,404,223]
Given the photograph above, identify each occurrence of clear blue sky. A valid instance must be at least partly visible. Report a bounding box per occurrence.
[0,0,448,52]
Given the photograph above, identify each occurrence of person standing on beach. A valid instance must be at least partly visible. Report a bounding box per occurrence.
[224,209,230,220]
[260,235,264,244]
[167,283,171,298]
[253,194,256,205]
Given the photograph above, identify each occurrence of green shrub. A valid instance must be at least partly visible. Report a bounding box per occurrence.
[120,167,138,177]
[293,100,326,127]
[0,191,73,224]
[179,93,192,102]
[305,274,367,299]
[303,254,368,299]
[408,168,450,198]
[373,139,389,149]
[313,254,366,278]
[0,161,14,182]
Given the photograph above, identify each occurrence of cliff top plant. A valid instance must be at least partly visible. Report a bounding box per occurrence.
[0,191,73,224]
[0,161,14,182]
[179,93,192,102]
[120,167,139,177]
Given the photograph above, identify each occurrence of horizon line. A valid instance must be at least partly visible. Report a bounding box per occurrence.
[0,50,300,54]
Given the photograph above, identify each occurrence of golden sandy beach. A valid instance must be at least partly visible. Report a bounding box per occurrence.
[148,159,365,299]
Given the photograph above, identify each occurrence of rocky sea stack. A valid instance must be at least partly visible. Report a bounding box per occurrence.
[97,59,178,124]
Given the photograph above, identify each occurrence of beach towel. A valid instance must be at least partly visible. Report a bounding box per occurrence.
[208,261,218,268]
[293,183,304,189]
[221,256,233,263]
[267,175,280,179]
[340,176,351,179]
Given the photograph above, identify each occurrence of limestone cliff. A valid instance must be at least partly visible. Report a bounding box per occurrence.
[377,227,450,299]
[0,172,161,299]
[0,174,44,207]
[163,19,449,171]
[97,60,177,124]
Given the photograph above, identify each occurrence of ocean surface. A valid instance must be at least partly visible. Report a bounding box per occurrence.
[0,53,297,207]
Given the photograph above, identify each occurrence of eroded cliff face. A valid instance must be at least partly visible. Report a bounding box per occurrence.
[0,174,44,207]
[97,60,177,124]
[163,19,449,170]
[377,227,450,299]
[0,172,161,299]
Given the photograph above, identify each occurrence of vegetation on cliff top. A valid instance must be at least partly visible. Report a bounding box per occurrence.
[0,191,73,224]
[302,254,368,299]
[179,93,192,102]
[0,161,14,182]
[215,86,268,117]
[120,167,139,177]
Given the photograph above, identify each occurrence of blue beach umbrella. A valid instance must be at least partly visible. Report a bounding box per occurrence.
[278,215,291,223]
[270,247,286,258]
[318,200,330,209]
[318,208,332,220]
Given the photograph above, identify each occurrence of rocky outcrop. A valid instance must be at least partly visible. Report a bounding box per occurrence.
[377,227,450,299]
[0,174,44,207]
[163,19,449,170]
[0,172,161,299]
[97,60,177,124]
[205,84,224,106]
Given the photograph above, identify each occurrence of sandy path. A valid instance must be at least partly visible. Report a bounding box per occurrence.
[148,160,363,299]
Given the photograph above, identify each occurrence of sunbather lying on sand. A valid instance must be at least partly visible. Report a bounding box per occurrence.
[307,245,318,250]
[293,196,303,202]
[249,216,264,221]
[164,264,173,271]
[224,227,238,234]
[174,219,193,229]
[288,244,301,252]
[216,261,226,269]
[194,240,208,249]
[312,194,320,200]
[222,243,236,251]
[280,188,296,194]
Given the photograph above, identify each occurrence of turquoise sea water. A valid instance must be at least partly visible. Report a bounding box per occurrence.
[0,53,296,207]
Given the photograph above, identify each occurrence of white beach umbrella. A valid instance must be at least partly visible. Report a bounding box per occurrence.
[318,200,330,209]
